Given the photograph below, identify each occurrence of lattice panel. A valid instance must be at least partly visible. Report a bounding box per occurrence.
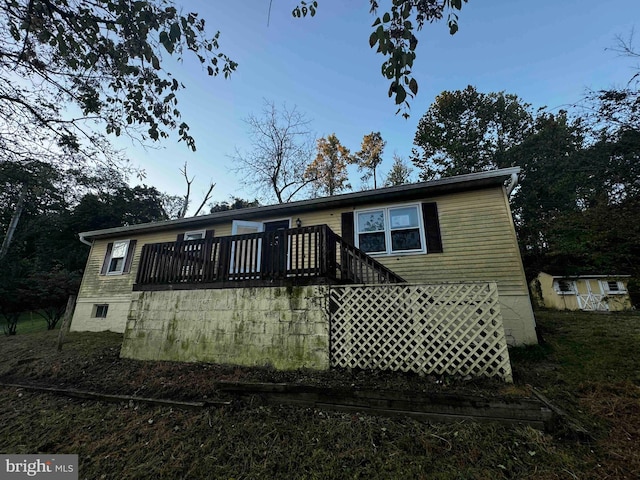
[329,283,512,382]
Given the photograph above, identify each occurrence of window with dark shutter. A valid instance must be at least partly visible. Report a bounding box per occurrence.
[123,240,137,273]
[100,242,114,275]
[100,239,134,275]
[341,212,355,245]
[350,202,443,255]
[421,202,443,253]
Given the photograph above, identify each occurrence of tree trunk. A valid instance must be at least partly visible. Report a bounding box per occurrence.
[0,187,27,261]
[57,294,77,352]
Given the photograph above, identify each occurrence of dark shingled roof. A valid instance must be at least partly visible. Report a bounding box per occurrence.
[79,167,520,242]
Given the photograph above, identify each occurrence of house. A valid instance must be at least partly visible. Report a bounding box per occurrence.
[70,167,537,381]
[531,272,632,312]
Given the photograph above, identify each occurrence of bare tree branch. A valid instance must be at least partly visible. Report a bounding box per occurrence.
[230,100,316,203]
[193,182,216,216]
[179,162,193,219]
[177,161,216,217]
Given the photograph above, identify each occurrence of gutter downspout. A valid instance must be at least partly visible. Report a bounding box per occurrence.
[79,234,92,246]
[506,172,519,197]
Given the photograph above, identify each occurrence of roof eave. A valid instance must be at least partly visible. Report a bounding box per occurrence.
[80,167,520,242]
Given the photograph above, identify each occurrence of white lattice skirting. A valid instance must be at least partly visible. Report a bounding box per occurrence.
[329,283,513,382]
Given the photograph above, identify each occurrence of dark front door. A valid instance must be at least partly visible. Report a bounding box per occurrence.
[262,220,289,276]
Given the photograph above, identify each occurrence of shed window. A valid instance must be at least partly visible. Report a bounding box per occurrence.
[355,204,425,255]
[555,280,575,294]
[602,280,626,294]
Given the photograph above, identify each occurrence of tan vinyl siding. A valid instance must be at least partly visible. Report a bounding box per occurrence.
[77,186,526,297]
[78,230,191,297]
[290,188,526,295]
[361,188,527,295]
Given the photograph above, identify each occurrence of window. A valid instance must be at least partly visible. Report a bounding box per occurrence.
[357,210,386,253]
[107,240,129,274]
[355,205,424,255]
[100,239,136,276]
[183,230,205,241]
[389,206,422,251]
[602,280,626,294]
[93,304,108,318]
[554,280,575,294]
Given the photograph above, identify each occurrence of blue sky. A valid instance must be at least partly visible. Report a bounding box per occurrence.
[123,1,639,211]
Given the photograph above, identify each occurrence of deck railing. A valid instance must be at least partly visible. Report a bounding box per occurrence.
[134,225,404,289]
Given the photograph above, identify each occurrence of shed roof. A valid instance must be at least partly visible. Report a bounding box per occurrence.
[547,274,631,279]
[80,167,520,242]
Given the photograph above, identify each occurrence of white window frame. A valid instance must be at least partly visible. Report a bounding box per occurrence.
[554,279,576,295]
[230,220,264,274]
[601,280,626,294]
[354,203,426,256]
[106,240,130,275]
[183,230,205,241]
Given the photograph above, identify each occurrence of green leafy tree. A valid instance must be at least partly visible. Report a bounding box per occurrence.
[0,258,26,335]
[581,32,639,134]
[541,194,640,309]
[1,0,472,174]
[0,159,72,261]
[585,88,640,134]
[0,156,177,332]
[578,128,640,203]
[0,0,236,168]
[506,111,587,275]
[70,185,169,232]
[17,267,81,330]
[384,153,413,186]
[209,197,261,213]
[412,86,533,180]
[305,134,352,196]
[353,132,386,189]
[558,32,640,284]
[294,0,469,117]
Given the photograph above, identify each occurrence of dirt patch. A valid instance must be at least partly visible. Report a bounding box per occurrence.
[0,388,598,479]
[0,330,512,402]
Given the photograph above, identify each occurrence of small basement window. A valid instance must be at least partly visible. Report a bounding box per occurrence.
[93,304,109,318]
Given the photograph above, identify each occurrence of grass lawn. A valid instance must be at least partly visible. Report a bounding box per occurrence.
[1,311,58,335]
[0,310,638,479]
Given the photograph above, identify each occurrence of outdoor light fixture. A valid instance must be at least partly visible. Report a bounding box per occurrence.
[295,218,302,228]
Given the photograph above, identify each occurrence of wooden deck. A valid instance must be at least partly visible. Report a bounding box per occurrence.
[134,225,404,290]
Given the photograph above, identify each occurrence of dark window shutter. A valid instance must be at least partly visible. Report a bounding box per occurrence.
[123,240,137,273]
[341,212,354,245]
[100,242,114,275]
[176,233,185,242]
[422,202,443,253]
[205,229,215,240]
